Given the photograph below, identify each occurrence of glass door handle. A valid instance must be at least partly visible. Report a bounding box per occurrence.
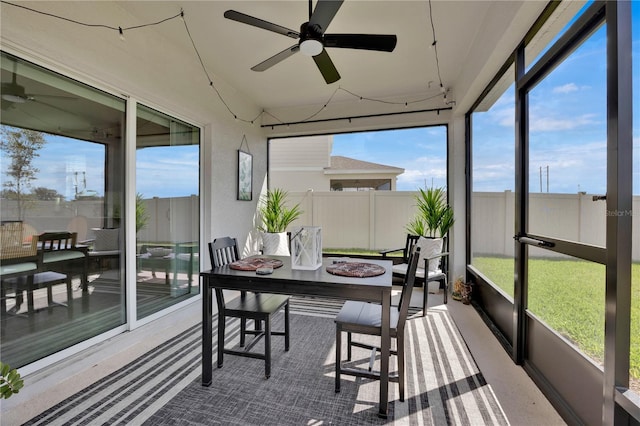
[514,234,555,248]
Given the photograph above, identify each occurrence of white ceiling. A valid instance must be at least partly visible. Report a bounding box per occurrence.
[115,0,552,129]
[1,1,579,136]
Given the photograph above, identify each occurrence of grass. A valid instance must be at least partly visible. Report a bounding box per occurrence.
[472,256,640,380]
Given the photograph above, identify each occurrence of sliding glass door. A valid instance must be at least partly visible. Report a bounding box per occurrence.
[0,51,202,368]
[135,105,200,320]
[0,51,126,368]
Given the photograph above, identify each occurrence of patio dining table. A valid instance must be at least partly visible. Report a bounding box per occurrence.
[200,256,394,418]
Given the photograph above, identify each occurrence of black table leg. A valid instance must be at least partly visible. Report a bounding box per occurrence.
[378,289,391,418]
[202,275,213,386]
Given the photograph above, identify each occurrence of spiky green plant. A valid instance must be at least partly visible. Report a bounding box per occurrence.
[0,361,23,399]
[405,216,427,238]
[135,193,149,233]
[258,188,303,233]
[406,186,454,237]
[438,204,455,238]
[113,193,149,233]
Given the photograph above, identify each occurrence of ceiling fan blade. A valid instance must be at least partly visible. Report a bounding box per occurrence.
[224,10,299,39]
[309,0,344,34]
[324,34,397,52]
[30,98,76,115]
[28,94,77,101]
[312,49,340,84]
[251,45,300,72]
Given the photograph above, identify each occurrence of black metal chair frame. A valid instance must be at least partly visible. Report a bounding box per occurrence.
[335,245,421,402]
[208,237,290,378]
[380,234,450,313]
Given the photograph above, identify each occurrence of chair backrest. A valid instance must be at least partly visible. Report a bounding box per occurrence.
[91,228,120,252]
[396,245,421,329]
[1,221,37,261]
[208,237,240,268]
[38,231,78,252]
[402,235,421,263]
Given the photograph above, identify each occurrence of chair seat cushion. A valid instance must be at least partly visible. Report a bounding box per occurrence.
[5,271,68,288]
[43,251,85,263]
[0,262,37,276]
[176,253,199,262]
[335,300,399,332]
[392,263,442,279]
[88,250,119,257]
[226,292,289,315]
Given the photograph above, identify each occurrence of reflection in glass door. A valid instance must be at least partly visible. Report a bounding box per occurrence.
[135,105,200,320]
[0,52,126,368]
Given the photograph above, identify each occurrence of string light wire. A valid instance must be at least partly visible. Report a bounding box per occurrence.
[1,1,453,126]
[426,0,452,107]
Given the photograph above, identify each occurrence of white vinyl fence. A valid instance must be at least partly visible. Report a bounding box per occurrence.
[2,191,638,260]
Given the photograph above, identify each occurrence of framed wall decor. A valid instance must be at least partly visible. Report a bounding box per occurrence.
[237,149,253,201]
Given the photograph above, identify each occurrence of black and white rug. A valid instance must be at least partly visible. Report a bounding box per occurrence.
[24,298,509,425]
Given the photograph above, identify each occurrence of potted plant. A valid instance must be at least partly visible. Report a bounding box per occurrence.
[258,188,303,255]
[112,193,149,233]
[406,186,454,238]
[0,361,23,399]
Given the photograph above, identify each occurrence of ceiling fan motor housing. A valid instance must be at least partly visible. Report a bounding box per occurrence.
[299,22,324,56]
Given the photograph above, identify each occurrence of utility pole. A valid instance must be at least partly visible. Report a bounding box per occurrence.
[539,166,549,192]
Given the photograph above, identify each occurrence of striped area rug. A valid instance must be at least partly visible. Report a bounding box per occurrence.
[24,297,509,425]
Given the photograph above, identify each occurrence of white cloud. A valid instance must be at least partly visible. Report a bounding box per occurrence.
[397,156,447,190]
[552,83,579,94]
[529,113,598,132]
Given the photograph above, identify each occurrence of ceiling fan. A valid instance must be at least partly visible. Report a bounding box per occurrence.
[2,63,76,108]
[224,0,397,84]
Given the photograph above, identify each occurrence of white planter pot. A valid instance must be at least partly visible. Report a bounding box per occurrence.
[261,232,290,256]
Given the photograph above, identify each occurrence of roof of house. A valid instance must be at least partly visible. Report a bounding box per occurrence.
[325,156,404,175]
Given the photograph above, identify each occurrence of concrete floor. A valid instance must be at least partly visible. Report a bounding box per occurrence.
[0,288,566,425]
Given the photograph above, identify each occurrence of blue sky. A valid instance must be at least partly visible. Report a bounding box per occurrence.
[334,5,640,196]
[331,126,447,191]
[4,4,639,199]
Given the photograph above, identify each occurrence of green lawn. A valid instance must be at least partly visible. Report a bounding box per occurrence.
[472,256,640,380]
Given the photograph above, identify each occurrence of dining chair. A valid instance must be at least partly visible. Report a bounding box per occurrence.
[381,234,449,315]
[1,221,38,317]
[37,231,88,292]
[334,245,420,402]
[86,228,120,272]
[208,236,290,379]
[1,222,71,316]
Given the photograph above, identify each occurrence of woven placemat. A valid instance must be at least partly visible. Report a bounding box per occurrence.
[326,262,385,278]
[229,257,284,271]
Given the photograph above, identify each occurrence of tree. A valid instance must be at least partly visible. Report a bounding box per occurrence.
[0,127,45,219]
[31,187,63,201]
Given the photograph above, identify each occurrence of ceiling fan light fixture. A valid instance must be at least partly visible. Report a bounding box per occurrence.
[1,93,26,103]
[300,39,323,56]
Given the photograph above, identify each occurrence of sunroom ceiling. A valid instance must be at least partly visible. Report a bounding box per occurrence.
[0,1,579,135]
[116,0,547,128]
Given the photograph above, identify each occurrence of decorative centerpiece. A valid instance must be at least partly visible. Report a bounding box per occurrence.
[290,226,322,270]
